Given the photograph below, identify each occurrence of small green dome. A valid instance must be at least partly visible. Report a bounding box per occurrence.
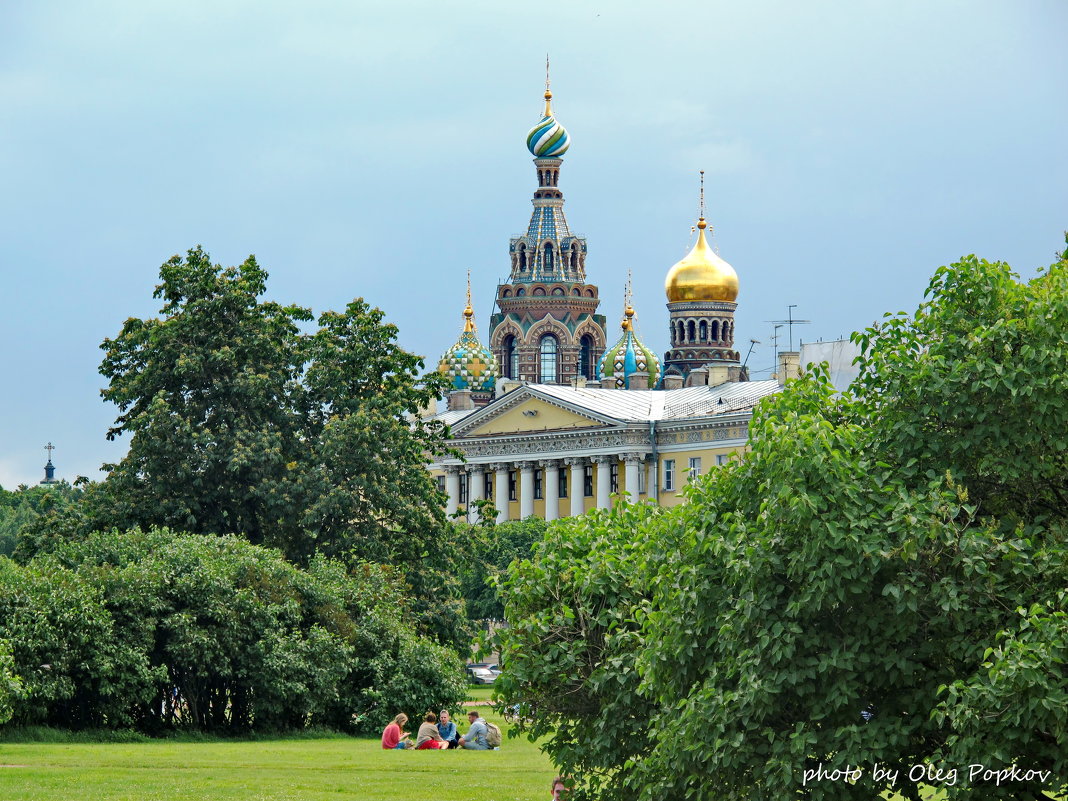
[597,306,660,389]
[438,301,498,393]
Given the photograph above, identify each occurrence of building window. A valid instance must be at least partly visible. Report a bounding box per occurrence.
[688,457,702,481]
[540,335,558,383]
[558,470,568,498]
[534,469,543,500]
[459,474,468,504]
[485,473,494,499]
[509,471,517,502]
[583,465,594,497]
[716,454,729,467]
[579,335,594,379]
[638,464,647,495]
[503,335,517,379]
[436,475,446,494]
[610,463,619,493]
[663,459,675,491]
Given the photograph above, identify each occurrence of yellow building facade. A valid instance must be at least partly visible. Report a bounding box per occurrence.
[428,380,780,522]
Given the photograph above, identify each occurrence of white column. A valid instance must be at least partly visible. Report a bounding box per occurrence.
[594,455,613,510]
[623,453,643,503]
[444,466,460,517]
[468,466,485,523]
[519,461,535,519]
[567,458,585,517]
[492,463,510,524]
[543,460,560,522]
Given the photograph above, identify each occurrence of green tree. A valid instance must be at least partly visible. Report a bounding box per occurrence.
[0,638,23,725]
[496,246,1068,801]
[0,482,81,557]
[0,528,466,733]
[22,247,463,648]
[457,512,546,622]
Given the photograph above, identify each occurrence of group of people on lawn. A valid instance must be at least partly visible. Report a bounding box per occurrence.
[380,709,495,750]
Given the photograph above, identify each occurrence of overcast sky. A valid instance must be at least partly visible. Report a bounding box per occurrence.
[1,1,1065,488]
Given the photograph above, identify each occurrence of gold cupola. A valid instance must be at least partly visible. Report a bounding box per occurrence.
[664,172,739,303]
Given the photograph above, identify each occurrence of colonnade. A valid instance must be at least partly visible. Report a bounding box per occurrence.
[442,453,655,523]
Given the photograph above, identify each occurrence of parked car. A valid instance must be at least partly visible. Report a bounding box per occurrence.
[466,665,496,685]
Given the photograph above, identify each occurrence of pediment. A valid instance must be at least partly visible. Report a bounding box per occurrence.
[452,387,619,437]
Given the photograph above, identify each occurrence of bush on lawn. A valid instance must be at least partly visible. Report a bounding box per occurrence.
[0,527,465,734]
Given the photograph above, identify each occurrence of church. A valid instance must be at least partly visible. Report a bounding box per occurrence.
[427,76,794,522]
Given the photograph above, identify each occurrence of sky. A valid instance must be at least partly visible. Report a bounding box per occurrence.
[1,0,1066,488]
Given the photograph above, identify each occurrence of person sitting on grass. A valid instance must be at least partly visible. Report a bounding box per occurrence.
[459,709,489,750]
[381,713,411,749]
[415,712,449,750]
[437,709,460,749]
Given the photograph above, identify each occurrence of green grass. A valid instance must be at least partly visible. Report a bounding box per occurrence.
[0,705,552,801]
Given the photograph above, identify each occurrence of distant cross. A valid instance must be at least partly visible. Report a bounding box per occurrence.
[44,442,56,462]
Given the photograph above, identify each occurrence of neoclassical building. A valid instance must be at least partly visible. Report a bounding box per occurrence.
[430,379,780,521]
[431,77,780,521]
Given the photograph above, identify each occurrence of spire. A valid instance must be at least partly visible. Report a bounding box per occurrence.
[697,169,707,231]
[544,54,553,116]
[622,271,635,331]
[463,270,475,333]
[41,441,58,485]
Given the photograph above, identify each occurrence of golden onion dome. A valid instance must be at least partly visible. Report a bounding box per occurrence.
[665,218,739,303]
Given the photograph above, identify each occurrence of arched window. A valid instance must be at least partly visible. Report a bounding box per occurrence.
[516,287,526,296]
[687,320,696,342]
[539,335,558,383]
[698,320,708,341]
[675,320,685,344]
[503,335,517,379]
[710,320,720,342]
[580,334,594,380]
[543,243,554,272]
[551,287,564,296]
[533,287,546,296]
[570,245,579,270]
[517,245,527,272]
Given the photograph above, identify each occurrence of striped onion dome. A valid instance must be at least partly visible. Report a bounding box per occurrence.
[438,301,498,393]
[597,305,660,389]
[526,88,570,157]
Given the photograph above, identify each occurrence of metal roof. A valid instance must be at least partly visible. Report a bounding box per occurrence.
[530,381,780,423]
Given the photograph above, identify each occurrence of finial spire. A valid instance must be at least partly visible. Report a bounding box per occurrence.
[697,170,707,230]
[463,270,475,333]
[45,441,56,462]
[543,54,553,116]
[622,271,635,331]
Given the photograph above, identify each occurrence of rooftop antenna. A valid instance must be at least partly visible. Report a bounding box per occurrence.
[766,304,811,352]
[771,324,784,375]
[743,338,761,368]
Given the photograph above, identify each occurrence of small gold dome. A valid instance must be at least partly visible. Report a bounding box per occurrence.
[665,219,739,303]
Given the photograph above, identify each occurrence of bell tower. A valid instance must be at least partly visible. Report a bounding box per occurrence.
[488,67,607,386]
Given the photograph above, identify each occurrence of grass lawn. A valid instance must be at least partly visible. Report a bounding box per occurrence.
[0,691,554,801]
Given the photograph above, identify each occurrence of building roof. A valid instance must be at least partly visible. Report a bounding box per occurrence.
[532,381,780,423]
[437,380,781,437]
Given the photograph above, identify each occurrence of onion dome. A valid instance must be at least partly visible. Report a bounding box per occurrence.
[438,285,498,393]
[664,217,739,303]
[526,85,570,158]
[598,303,661,389]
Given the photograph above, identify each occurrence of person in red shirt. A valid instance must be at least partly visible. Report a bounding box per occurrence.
[381,713,411,749]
